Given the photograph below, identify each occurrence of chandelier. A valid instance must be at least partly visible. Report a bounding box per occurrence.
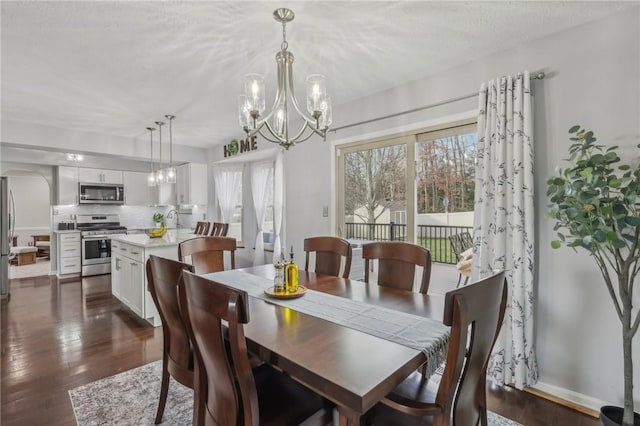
[238,8,332,150]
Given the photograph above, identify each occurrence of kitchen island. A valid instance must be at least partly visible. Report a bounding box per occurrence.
[111,231,196,326]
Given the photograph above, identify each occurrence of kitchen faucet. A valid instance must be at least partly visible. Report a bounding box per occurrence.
[166,209,180,228]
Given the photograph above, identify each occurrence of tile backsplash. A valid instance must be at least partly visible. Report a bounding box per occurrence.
[53,205,208,231]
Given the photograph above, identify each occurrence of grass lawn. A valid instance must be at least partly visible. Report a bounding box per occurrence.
[418,238,457,264]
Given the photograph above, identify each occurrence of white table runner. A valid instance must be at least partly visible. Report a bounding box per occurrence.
[204,270,450,377]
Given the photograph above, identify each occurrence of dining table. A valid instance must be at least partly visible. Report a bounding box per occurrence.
[202,264,449,426]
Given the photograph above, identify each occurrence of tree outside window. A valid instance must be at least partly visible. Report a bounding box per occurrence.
[416,132,476,214]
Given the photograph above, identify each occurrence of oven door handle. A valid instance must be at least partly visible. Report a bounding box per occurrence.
[82,235,112,240]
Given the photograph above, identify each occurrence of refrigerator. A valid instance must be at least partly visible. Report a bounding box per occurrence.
[1,176,15,299]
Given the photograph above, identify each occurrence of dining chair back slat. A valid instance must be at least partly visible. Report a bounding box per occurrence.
[210,222,229,237]
[304,236,352,278]
[362,241,432,294]
[194,221,211,236]
[146,255,195,424]
[178,236,236,274]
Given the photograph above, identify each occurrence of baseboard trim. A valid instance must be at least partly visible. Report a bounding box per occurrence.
[527,382,605,418]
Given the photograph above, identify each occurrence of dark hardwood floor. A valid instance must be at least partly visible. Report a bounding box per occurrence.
[1,274,599,426]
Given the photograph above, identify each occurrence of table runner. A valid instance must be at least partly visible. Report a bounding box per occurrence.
[204,270,450,378]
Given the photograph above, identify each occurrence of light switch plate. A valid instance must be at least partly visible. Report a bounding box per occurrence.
[322,206,329,217]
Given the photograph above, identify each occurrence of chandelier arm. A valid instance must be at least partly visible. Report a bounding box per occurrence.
[247,119,288,144]
[284,57,320,127]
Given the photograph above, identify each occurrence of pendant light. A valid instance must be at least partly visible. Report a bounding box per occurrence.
[165,115,176,184]
[155,121,165,184]
[146,127,156,187]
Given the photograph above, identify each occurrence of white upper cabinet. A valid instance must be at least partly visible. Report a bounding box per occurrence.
[78,168,123,184]
[123,171,152,206]
[177,163,207,205]
[57,166,79,205]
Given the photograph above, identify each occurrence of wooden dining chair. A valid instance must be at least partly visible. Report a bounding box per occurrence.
[146,255,195,424]
[178,236,236,274]
[364,271,508,426]
[362,241,432,294]
[304,236,353,278]
[448,231,474,287]
[178,271,333,426]
[210,222,229,237]
[194,221,211,236]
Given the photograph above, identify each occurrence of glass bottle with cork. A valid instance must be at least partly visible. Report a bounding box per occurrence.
[285,245,299,293]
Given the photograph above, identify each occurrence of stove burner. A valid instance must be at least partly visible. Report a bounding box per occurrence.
[76,214,127,236]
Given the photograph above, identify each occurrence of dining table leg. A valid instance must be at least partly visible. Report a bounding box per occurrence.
[337,406,364,426]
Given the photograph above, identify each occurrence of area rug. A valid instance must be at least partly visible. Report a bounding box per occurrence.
[69,361,522,425]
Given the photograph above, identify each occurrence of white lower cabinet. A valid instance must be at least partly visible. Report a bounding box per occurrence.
[111,238,178,327]
[56,232,81,277]
[110,250,121,298]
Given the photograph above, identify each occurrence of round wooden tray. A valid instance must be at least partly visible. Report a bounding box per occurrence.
[264,285,307,299]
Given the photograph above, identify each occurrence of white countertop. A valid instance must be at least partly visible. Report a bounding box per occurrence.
[112,231,198,248]
[53,229,81,234]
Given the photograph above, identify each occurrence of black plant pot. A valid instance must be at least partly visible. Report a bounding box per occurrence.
[600,406,640,426]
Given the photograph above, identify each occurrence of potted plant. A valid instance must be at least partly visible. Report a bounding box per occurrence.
[153,212,164,228]
[546,125,640,426]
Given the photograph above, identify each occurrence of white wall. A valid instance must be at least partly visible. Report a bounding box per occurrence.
[284,7,640,411]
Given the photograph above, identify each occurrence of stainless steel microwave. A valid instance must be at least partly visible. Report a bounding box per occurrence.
[78,182,125,205]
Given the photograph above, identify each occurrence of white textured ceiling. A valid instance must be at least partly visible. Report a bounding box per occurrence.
[1,1,633,150]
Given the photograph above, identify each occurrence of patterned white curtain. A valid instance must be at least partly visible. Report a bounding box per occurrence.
[473,71,538,389]
[212,164,243,223]
[272,150,285,261]
[251,161,273,266]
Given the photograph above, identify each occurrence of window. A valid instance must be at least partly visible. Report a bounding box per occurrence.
[337,119,477,263]
[213,164,244,244]
[340,137,408,241]
[416,123,477,214]
[262,167,275,243]
[227,180,243,243]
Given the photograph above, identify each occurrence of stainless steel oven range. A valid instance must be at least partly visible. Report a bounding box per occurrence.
[77,214,127,276]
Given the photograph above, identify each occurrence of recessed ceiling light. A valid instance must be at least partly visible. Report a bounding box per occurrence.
[67,153,83,161]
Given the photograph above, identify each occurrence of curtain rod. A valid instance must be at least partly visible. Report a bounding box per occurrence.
[330,71,546,133]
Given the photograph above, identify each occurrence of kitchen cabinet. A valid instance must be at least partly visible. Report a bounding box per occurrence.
[177,163,207,205]
[123,171,152,205]
[110,236,183,326]
[78,168,123,184]
[110,241,122,298]
[57,166,79,205]
[57,166,124,205]
[56,231,81,277]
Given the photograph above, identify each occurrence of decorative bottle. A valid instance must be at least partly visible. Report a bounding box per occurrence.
[285,245,299,293]
[273,253,286,293]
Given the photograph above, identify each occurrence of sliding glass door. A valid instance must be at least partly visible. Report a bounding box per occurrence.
[336,120,476,264]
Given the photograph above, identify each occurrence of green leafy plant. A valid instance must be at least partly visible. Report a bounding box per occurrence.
[153,212,164,223]
[546,125,640,425]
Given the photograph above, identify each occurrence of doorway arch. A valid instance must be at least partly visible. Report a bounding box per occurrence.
[1,166,54,278]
